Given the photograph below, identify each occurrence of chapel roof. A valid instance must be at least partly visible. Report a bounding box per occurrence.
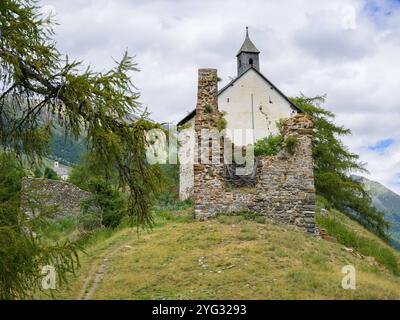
[236,27,260,56]
[177,67,303,126]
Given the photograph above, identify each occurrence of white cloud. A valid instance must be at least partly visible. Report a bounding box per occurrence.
[39,0,400,193]
[341,5,358,29]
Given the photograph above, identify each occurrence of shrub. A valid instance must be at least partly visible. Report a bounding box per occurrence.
[204,104,213,113]
[254,134,284,156]
[80,177,127,228]
[216,111,227,131]
[41,216,78,239]
[284,134,298,154]
[216,116,227,131]
[33,167,42,178]
[254,133,299,157]
[77,208,103,232]
[155,164,180,208]
[44,167,59,180]
[237,210,260,220]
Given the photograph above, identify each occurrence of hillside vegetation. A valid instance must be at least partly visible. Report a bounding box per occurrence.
[40,201,400,300]
[49,130,86,166]
[354,176,400,249]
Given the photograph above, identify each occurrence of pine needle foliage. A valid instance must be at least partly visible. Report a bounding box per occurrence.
[0,0,162,298]
[292,94,389,240]
[0,0,162,227]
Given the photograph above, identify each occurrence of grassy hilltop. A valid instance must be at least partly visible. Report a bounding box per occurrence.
[40,198,400,300]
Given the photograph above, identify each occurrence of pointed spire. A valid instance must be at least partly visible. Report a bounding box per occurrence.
[237,27,260,56]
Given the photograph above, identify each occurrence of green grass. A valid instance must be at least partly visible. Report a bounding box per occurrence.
[153,198,194,212]
[316,211,399,275]
[237,225,259,241]
[217,215,244,225]
[38,203,400,300]
[216,210,264,224]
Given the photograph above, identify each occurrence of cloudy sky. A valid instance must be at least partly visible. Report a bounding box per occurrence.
[39,0,400,193]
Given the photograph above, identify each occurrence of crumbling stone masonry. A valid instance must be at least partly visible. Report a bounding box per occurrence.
[21,177,91,217]
[193,68,316,234]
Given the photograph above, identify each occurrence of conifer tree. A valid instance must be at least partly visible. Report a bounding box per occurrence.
[292,95,389,239]
[0,0,161,298]
[0,0,161,226]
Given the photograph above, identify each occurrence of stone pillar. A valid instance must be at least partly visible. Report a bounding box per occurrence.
[283,114,316,233]
[193,69,224,220]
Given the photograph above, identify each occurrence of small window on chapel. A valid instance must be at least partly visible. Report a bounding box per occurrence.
[249,58,253,65]
[227,98,230,103]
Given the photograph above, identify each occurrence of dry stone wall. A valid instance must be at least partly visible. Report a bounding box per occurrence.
[21,177,91,217]
[193,68,317,234]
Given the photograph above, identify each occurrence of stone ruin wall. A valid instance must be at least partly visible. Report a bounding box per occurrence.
[21,177,91,217]
[193,68,316,234]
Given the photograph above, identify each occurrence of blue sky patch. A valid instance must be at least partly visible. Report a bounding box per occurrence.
[363,0,400,17]
[363,1,381,16]
[368,138,395,153]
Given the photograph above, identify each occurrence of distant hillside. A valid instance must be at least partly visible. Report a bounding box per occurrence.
[354,176,400,249]
[47,112,141,165]
[48,130,87,166]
